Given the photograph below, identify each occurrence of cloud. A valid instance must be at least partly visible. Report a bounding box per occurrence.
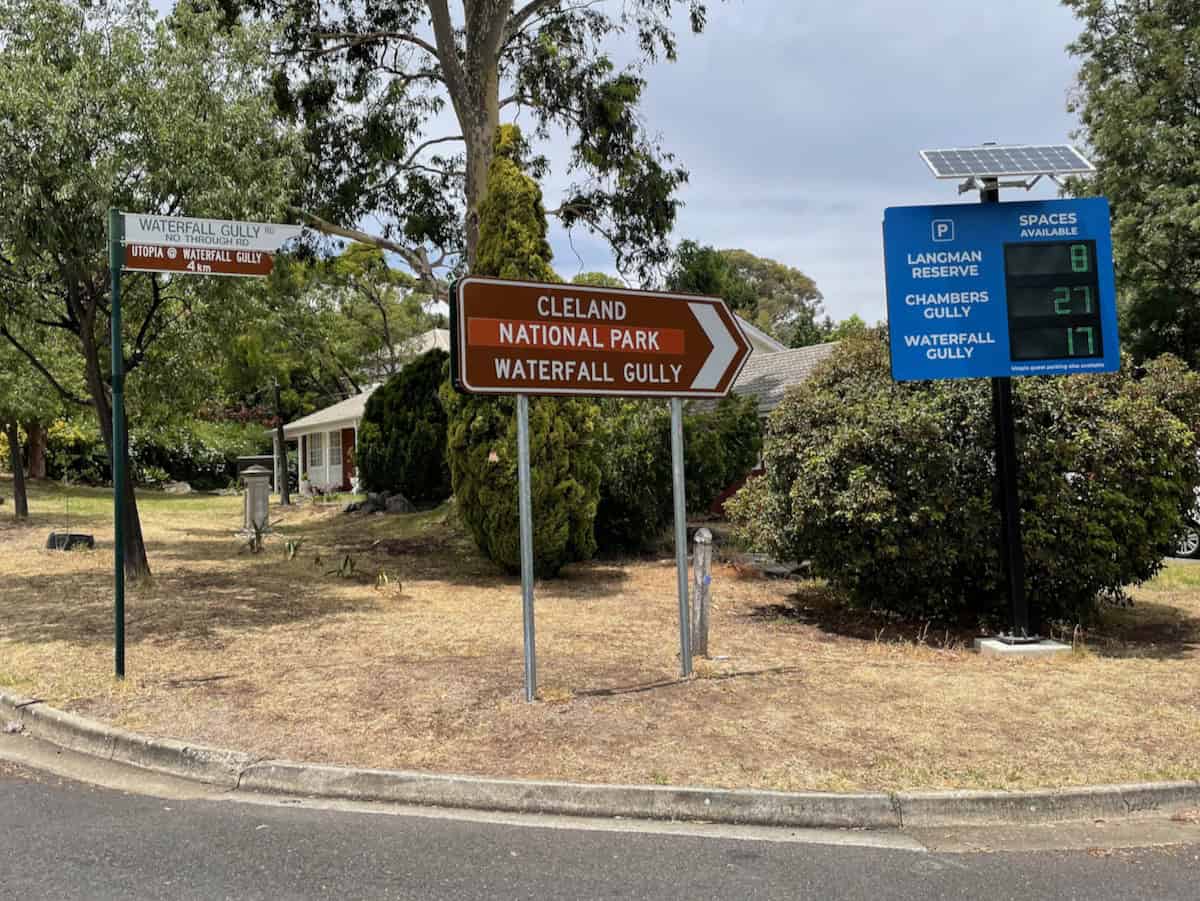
[545,0,1086,323]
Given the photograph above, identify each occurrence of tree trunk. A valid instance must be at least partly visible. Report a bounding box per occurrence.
[274,382,291,506]
[463,120,495,269]
[4,420,29,519]
[25,420,47,479]
[79,324,150,580]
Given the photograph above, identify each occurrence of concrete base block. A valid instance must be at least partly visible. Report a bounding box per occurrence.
[974,637,1072,658]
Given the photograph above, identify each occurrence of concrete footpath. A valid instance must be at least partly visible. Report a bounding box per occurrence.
[3,690,1198,831]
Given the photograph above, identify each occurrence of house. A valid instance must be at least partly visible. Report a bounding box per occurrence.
[277,386,377,494]
[724,341,839,416]
[705,341,840,515]
[275,328,449,494]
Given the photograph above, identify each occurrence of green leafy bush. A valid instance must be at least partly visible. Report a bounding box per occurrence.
[594,395,762,552]
[357,348,452,503]
[132,420,267,490]
[442,388,601,576]
[43,416,266,488]
[727,329,1200,625]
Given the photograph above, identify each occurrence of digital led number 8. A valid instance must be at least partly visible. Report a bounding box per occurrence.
[1070,244,1089,273]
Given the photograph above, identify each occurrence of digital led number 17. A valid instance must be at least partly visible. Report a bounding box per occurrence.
[1066,326,1095,356]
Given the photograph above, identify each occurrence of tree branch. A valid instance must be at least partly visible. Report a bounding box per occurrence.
[289,207,445,290]
[313,30,440,59]
[402,134,465,169]
[132,274,171,361]
[0,324,89,407]
[504,0,564,45]
[427,0,470,114]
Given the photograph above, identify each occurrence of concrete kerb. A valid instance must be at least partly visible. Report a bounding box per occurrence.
[4,691,1199,829]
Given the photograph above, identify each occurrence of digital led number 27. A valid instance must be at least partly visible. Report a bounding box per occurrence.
[1053,285,1092,314]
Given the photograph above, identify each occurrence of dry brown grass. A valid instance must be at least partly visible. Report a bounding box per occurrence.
[2,476,1199,793]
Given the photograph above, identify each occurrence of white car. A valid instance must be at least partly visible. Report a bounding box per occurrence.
[1174,490,1200,559]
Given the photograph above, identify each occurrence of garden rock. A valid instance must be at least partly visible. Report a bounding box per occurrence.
[386,493,416,514]
[163,481,193,495]
[343,501,362,514]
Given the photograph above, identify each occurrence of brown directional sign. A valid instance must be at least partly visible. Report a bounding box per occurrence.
[451,276,752,398]
[123,242,274,278]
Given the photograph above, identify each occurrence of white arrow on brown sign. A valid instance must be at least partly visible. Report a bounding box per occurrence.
[451,276,752,398]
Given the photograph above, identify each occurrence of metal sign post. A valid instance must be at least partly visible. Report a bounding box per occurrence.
[981,179,1031,638]
[108,208,126,679]
[516,394,537,701]
[450,276,750,698]
[670,398,692,677]
[104,211,304,678]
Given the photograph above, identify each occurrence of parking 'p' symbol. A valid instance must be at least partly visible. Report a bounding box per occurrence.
[932,219,955,242]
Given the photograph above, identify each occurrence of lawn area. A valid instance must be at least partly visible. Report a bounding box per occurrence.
[1,475,1198,793]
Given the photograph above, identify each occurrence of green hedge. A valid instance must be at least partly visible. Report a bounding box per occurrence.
[727,329,1200,625]
[594,395,762,552]
[41,416,267,489]
[357,349,452,503]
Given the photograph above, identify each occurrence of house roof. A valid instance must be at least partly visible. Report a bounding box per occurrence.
[717,341,839,415]
[282,384,379,437]
[396,327,450,359]
[735,317,788,355]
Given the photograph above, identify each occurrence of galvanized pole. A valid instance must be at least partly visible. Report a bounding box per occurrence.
[670,398,692,677]
[981,178,1032,638]
[516,394,537,702]
[108,208,125,679]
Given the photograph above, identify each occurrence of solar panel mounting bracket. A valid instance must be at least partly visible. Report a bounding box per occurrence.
[956,174,1046,195]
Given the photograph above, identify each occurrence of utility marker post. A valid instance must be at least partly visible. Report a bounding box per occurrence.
[108,208,125,679]
[670,398,692,677]
[691,527,713,658]
[516,394,537,702]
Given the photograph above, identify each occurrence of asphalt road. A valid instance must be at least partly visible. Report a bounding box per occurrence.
[2,760,1199,900]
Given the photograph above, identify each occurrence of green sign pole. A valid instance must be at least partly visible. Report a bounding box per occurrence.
[108,208,125,679]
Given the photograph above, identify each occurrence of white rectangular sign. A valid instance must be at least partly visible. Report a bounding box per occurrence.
[122,213,304,253]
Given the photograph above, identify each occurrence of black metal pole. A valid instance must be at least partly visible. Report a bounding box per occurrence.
[982,179,1031,638]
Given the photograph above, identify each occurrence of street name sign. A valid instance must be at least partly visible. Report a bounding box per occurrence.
[122,213,304,252]
[451,276,752,398]
[883,197,1119,381]
[124,243,276,277]
[106,209,305,680]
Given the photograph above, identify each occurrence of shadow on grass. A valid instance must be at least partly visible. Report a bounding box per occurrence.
[0,559,378,647]
[1083,600,1200,660]
[748,581,1200,661]
[574,665,804,700]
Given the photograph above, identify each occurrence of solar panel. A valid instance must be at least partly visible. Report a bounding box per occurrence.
[920,145,1094,179]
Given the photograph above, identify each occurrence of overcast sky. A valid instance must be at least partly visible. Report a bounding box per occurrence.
[537,0,1086,324]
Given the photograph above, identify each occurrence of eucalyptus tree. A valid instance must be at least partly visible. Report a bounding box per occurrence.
[1064,0,1200,366]
[257,0,717,287]
[0,0,298,577]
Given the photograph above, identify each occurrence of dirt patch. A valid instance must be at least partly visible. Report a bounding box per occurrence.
[2,477,1199,792]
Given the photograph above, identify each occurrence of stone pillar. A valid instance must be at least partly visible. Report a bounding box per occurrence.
[241,465,272,533]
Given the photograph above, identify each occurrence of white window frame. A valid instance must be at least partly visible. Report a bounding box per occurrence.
[307,432,324,469]
[328,429,342,461]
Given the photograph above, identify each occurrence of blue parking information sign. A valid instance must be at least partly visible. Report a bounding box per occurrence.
[883,197,1119,381]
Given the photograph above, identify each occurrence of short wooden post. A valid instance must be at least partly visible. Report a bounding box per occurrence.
[691,527,713,658]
